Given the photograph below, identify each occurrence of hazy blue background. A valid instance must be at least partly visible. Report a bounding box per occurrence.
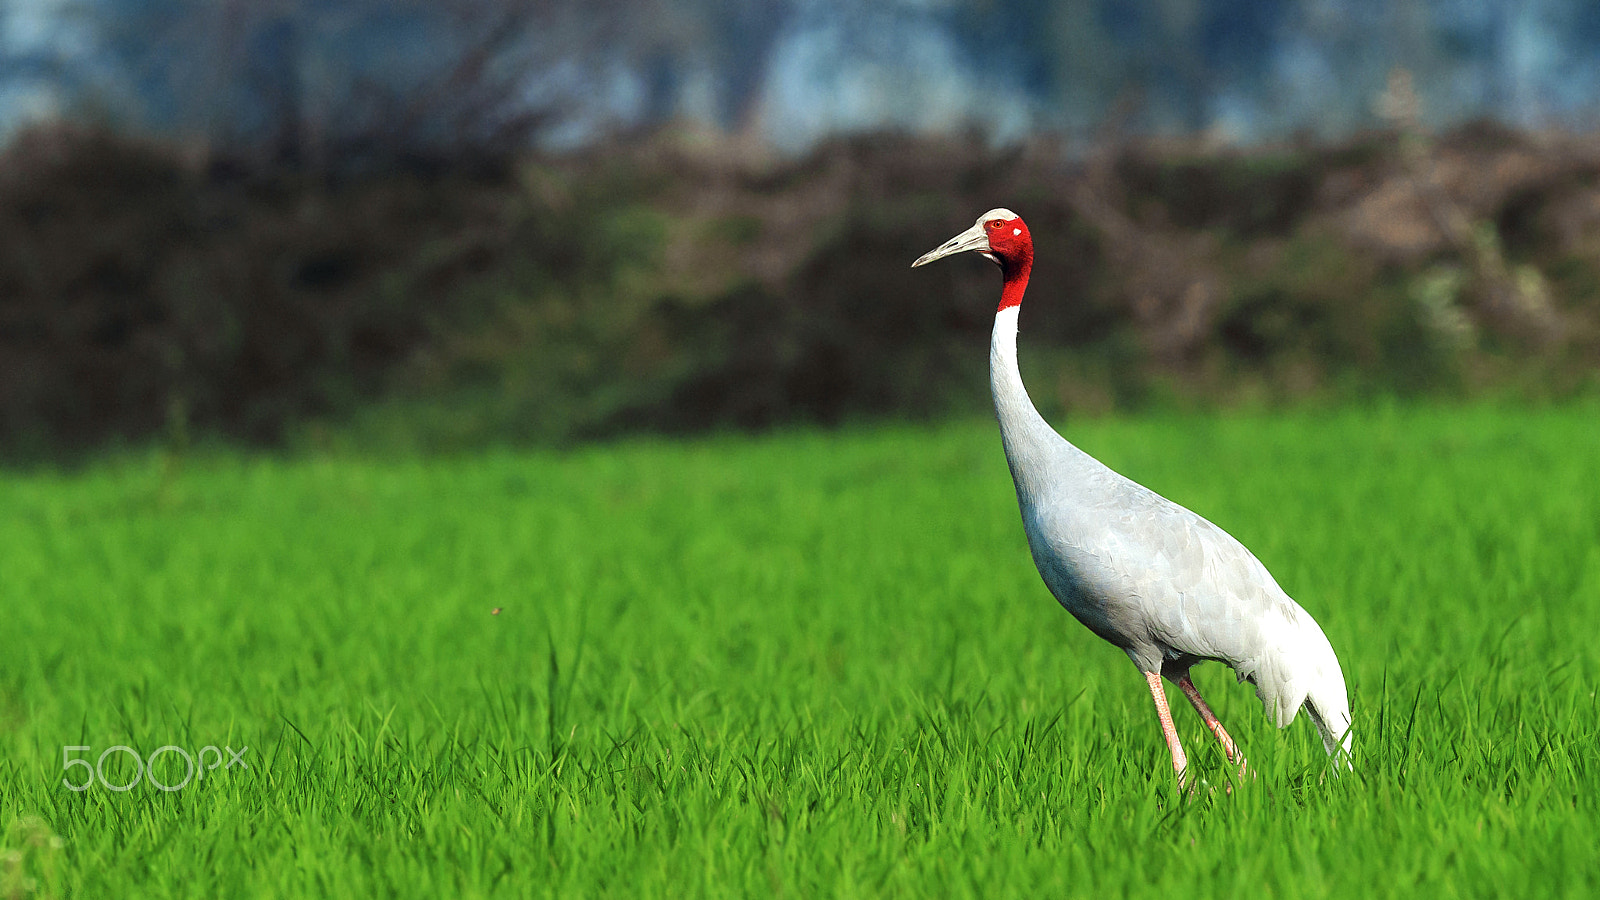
[5,0,1600,154]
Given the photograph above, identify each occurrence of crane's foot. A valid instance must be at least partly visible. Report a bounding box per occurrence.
[1205,757,1254,795]
[1175,757,1254,798]
[1177,770,1233,799]
[1235,756,1253,782]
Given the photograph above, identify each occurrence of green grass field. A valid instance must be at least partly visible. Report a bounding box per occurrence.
[2,404,1598,897]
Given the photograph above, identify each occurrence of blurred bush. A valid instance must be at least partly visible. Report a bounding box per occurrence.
[1,123,1597,457]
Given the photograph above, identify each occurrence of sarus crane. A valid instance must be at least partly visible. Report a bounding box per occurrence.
[913,209,1352,783]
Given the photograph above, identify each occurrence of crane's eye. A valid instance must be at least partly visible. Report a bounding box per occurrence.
[987,220,1004,230]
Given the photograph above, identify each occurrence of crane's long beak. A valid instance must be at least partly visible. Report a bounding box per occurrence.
[911,223,989,267]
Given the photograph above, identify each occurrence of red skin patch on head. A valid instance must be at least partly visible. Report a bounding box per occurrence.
[986,217,1034,311]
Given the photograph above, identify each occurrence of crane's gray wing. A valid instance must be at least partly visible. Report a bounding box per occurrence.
[1022,469,1303,675]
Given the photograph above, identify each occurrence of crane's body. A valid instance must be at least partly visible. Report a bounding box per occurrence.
[916,209,1352,781]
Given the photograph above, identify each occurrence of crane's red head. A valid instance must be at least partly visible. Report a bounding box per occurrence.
[911,208,1033,310]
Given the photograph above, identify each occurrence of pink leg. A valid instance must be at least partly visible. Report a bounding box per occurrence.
[1144,671,1187,784]
[1177,673,1247,772]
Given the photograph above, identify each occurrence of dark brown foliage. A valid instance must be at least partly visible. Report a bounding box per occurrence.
[1,123,1596,456]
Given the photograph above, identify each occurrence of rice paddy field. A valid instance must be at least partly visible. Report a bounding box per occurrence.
[1,403,1598,898]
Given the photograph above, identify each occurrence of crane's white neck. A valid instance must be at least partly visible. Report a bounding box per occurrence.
[991,305,1065,496]
[990,305,1026,406]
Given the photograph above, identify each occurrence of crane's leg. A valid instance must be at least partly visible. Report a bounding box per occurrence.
[1177,673,1248,776]
[1144,671,1187,785]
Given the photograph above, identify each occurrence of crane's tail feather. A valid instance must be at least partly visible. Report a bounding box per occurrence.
[1252,603,1353,770]
[1304,690,1354,771]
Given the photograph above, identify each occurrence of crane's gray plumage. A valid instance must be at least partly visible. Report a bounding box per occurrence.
[917,208,1352,776]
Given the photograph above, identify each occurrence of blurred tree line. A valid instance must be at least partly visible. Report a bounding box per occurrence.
[1,116,1597,457]
[2,1,1599,457]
